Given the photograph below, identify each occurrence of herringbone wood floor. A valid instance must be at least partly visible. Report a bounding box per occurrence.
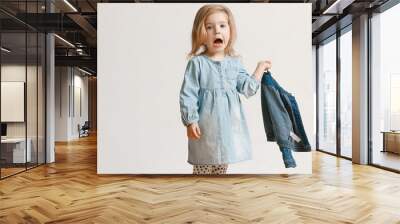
[1,134,400,224]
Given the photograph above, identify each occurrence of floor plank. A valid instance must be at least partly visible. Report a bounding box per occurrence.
[0,134,399,223]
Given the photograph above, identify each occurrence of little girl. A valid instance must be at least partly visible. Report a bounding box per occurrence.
[179,4,271,175]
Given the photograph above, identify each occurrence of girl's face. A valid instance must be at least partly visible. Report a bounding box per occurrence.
[204,11,230,56]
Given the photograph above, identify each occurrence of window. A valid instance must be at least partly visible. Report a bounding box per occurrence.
[340,28,352,158]
[318,37,337,154]
[370,3,400,171]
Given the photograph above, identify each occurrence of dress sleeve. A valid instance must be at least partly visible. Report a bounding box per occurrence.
[236,61,260,98]
[179,59,200,126]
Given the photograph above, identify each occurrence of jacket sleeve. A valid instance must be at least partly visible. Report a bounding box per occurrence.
[236,62,260,98]
[261,81,293,149]
[179,59,200,126]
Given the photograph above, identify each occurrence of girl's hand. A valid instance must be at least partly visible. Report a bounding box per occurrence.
[257,60,272,72]
[187,123,201,140]
[253,60,272,82]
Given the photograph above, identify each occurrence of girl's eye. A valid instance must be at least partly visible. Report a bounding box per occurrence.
[206,26,212,30]
[220,24,226,28]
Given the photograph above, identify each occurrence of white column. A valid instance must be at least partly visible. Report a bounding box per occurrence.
[352,14,369,164]
[46,32,55,163]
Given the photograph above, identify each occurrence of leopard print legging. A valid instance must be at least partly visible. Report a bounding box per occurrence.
[193,164,228,174]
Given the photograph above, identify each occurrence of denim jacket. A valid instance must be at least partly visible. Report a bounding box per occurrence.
[261,71,311,152]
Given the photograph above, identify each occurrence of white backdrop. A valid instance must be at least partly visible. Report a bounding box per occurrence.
[98,3,313,174]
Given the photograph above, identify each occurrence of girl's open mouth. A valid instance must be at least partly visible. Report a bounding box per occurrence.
[213,38,223,47]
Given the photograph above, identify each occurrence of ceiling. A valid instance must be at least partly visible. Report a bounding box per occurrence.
[0,0,392,75]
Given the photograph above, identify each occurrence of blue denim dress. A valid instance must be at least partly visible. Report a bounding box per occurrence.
[179,54,260,165]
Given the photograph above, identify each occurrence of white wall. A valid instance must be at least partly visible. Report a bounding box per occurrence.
[55,67,89,141]
[98,3,313,174]
[55,67,69,141]
[72,72,89,138]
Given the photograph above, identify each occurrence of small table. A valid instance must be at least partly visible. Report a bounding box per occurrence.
[381,131,400,154]
[1,138,32,164]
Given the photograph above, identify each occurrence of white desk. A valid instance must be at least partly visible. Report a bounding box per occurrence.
[1,138,32,163]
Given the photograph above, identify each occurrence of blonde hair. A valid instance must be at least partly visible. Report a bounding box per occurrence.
[187,4,238,59]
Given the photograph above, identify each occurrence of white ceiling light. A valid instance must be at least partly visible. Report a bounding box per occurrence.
[1,47,11,53]
[54,34,75,48]
[78,67,93,76]
[323,0,354,15]
[63,0,78,12]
